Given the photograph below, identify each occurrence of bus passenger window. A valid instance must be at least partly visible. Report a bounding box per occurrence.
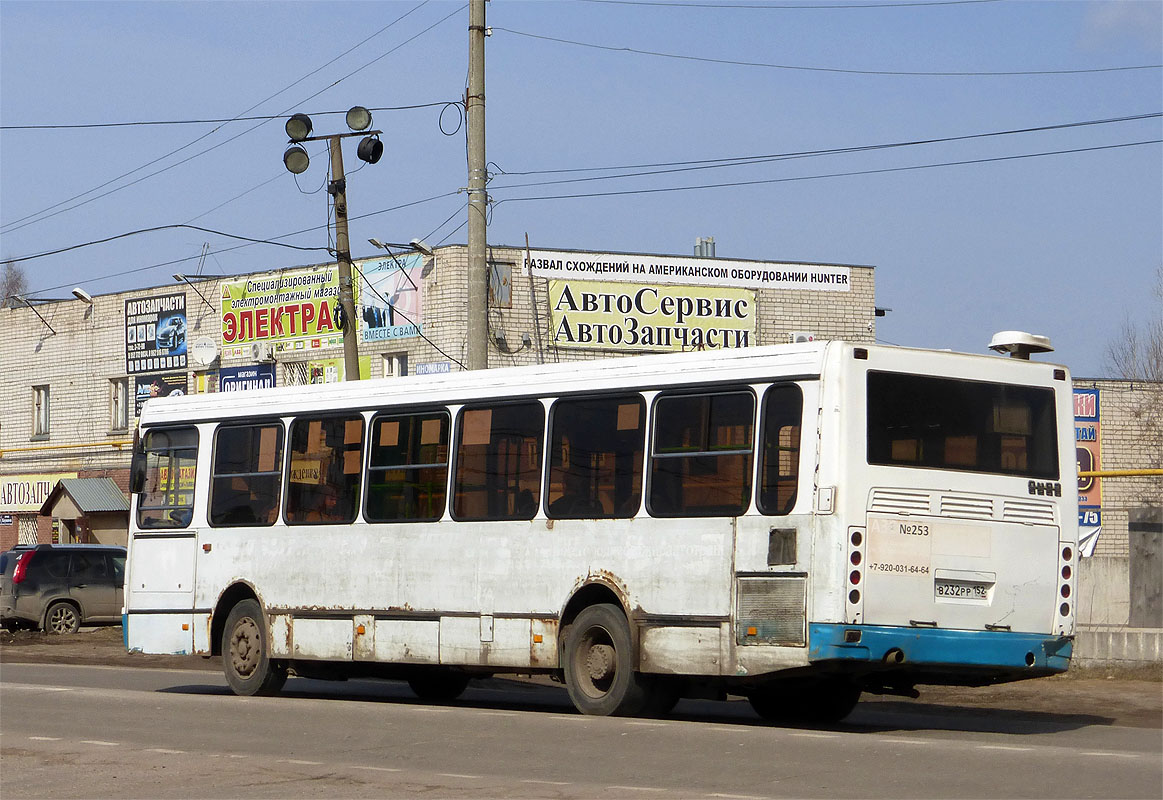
[209,423,284,527]
[649,390,754,517]
[548,395,645,519]
[758,385,803,516]
[453,402,544,521]
[136,427,198,529]
[366,411,449,522]
[285,415,364,524]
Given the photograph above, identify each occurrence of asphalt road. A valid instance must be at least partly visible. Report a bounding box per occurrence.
[2,662,1160,799]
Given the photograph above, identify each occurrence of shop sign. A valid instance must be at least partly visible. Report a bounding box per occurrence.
[0,473,77,513]
[220,364,276,392]
[135,373,188,417]
[548,280,756,353]
[359,254,424,342]
[1074,388,1102,556]
[525,249,850,292]
[416,361,452,376]
[219,265,357,354]
[125,293,187,375]
[306,356,371,384]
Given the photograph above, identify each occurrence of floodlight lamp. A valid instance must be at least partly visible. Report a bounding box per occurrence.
[357,135,383,165]
[410,238,434,256]
[346,105,372,132]
[285,113,313,142]
[284,145,310,174]
[71,287,93,304]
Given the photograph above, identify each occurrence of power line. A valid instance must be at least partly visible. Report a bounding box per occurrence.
[6,224,333,265]
[489,112,1162,189]
[491,140,1162,204]
[0,2,460,236]
[0,103,457,131]
[22,189,462,296]
[493,27,1163,76]
[582,0,1001,7]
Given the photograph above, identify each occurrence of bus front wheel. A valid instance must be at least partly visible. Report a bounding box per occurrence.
[222,599,287,697]
[563,603,653,716]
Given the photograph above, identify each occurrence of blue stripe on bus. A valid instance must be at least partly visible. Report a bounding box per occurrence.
[808,623,1072,672]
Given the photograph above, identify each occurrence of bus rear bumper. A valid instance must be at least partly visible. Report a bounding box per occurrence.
[808,623,1073,675]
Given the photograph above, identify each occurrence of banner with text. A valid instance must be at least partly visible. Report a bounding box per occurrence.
[525,250,850,292]
[220,364,276,392]
[125,293,187,375]
[1,473,78,513]
[134,373,188,417]
[220,265,358,356]
[358,254,424,343]
[549,280,756,352]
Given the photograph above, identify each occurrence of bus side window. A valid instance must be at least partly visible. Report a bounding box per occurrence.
[758,384,803,516]
[209,423,285,527]
[649,390,755,517]
[366,411,450,522]
[452,402,544,521]
[285,414,364,524]
[547,394,645,519]
[136,426,198,529]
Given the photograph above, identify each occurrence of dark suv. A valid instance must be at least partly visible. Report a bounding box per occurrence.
[0,544,126,634]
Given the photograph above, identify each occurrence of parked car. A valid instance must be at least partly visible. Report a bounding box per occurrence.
[0,544,126,634]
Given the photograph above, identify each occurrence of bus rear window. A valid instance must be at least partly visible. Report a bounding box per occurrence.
[867,372,1058,479]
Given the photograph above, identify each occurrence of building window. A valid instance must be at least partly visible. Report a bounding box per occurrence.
[32,385,50,438]
[382,353,407,378]
[110,378,129,431]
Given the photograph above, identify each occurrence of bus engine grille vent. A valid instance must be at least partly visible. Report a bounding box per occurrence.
[736,577,806,647]
[939,494,994,520]
[1002,499,1056,524]
[869,488,931,515]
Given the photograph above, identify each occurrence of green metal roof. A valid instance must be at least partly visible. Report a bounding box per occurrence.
[39,478,129,515]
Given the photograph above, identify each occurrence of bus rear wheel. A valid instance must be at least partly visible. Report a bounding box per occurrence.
[749,678,861,724]
[222,599,287,697]
[563,603,653,716]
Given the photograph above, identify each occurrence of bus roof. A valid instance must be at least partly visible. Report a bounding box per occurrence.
[137,340,1062,426]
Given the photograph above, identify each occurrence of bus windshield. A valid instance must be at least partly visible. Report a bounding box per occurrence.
[866,371,1059,479]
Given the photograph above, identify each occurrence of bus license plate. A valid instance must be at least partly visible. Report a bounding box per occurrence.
[934,580,990,601]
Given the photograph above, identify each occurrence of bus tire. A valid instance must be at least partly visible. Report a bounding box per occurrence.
[44,601,81,635]
[408,670,470,702]
[749,678,861,724]
[222,599,287,697]
[563,603,651,716]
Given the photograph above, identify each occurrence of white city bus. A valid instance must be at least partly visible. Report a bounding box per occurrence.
[125,339,1077,721]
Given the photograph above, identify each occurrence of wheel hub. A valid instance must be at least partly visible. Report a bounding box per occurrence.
[585,643,616,681]
[229,618,260,677]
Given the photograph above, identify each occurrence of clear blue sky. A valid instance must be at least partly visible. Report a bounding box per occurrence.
[2,0,1160,377]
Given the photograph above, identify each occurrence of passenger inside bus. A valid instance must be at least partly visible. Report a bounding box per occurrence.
[549,471,605,517]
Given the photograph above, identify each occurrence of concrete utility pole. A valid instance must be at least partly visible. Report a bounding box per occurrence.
[328,137,362,382]
[466,0,488,370]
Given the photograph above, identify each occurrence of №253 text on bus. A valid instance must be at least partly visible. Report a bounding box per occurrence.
[125,335,1077,723]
